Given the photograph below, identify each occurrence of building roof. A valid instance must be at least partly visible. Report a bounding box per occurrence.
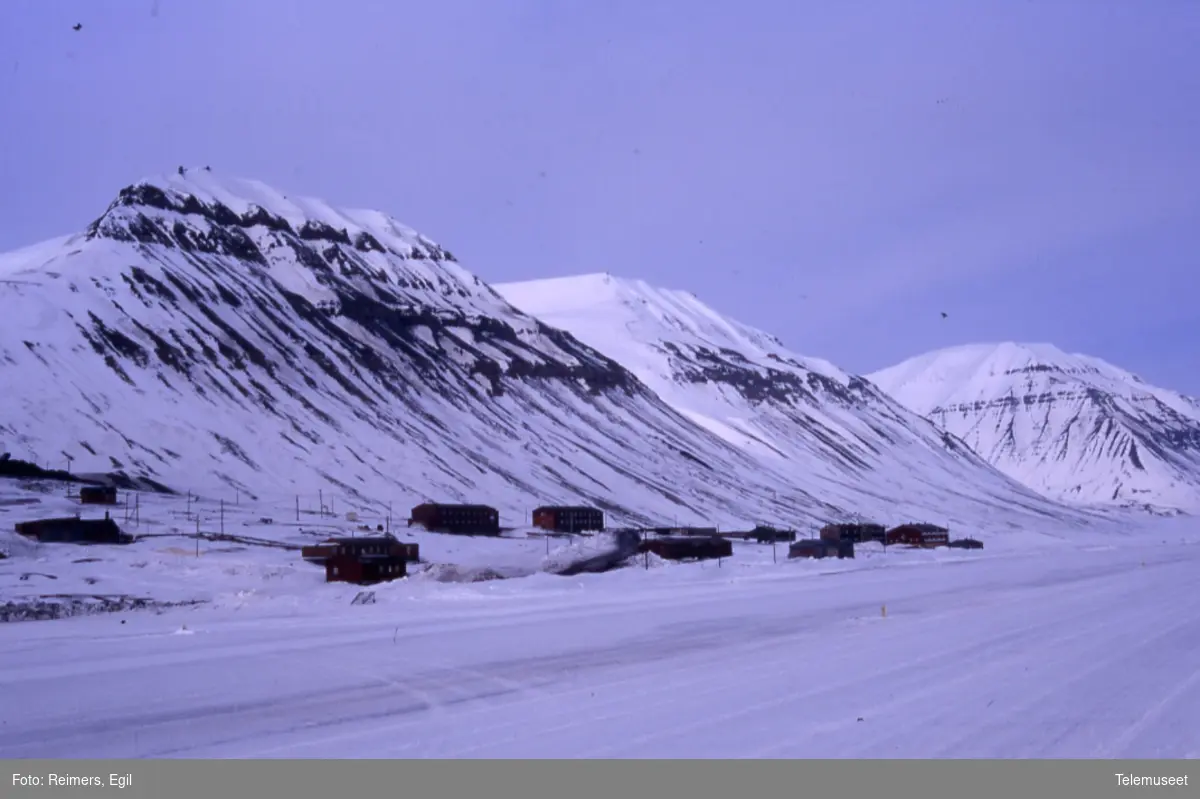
[533,505,602,513]
[890,523,949,533]
[322,535,397,545]
[412,503,497,512]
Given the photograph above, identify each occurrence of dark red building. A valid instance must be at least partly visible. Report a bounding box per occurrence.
[639,536,732,562]
[408,503,500,535]
[79,485,118,505]
[789,539,854,559]
[301,535,418,564]
[14,514,131,544]
[819,522,885,544]
[886,523,950,547]
[532,505,604,533]
[325,554,408,585]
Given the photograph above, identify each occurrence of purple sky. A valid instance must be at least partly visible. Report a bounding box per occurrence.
[2,1,1198,393]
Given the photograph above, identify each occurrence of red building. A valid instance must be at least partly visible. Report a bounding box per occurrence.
[819,522,885,544]
[639,536,732,562]
[886,523,950,547]
[79,485,118,505]
[325,554,408,585]
[15,514,131,545]
[532,505,604,533]
[408,503,500,535]
[789,539,854,559]
[301,535,418,564]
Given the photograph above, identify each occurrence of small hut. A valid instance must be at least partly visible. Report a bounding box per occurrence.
[79,485,118,505]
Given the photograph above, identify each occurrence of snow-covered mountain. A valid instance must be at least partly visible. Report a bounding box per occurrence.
[495,275,1100,531]
[0,170,1097,533]
[0,170,818,528]
[868,343,1200,515]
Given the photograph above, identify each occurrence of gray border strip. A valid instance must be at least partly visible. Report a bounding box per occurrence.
[4,759,1194,799]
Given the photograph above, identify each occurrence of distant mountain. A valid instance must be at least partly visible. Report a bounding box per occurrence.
[495,274,1097,531]
[868,343,1200,515]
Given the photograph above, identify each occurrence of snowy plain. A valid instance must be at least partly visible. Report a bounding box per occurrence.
[2,479,1199,759]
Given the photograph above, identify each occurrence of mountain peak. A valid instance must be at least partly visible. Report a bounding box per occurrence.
[85,167,458,269]
[867,342,1148,413]
[869,343,1200,514]
[129,167,415,236]
[889,341,1102,372]
[498,273,820,375]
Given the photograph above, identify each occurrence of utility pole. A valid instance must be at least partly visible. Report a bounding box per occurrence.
[319,489,324,517]
[195,515,200,557]
[220,499,225,535]
[295,495,300,522]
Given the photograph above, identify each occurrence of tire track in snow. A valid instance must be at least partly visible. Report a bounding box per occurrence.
[568,574,1166,758]
[241,558,1163,758]
[799,560,1200,759]
[3,549,1191,758]
[749,575,1194,758]
[1101,663,1200,757]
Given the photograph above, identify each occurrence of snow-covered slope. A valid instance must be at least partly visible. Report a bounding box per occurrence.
[2,169,849,529]
[495,274,1100,531]
[868,343,1200,514]
[0,171,1103,533]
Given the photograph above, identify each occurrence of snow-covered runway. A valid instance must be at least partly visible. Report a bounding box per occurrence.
[2,541,1198,759]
